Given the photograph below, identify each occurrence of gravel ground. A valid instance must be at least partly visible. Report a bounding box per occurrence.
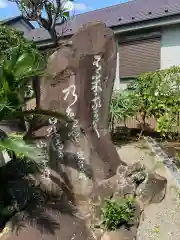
[117,140,180,240]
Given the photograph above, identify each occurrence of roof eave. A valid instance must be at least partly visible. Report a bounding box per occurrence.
[113,14,180,34]
[0,16,21,25]
[1,15,34,29]
[37,41,56,49]
[36,34,73,48]
[35,14,180,48]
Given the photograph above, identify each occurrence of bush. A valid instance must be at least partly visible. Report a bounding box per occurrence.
[127,66,180,136]
[109,90,137,132]
[101,197,136,231]
[0,25,39,59]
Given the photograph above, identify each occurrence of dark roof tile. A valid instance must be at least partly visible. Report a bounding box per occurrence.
[0,15,34,29]
[26,0,180,42]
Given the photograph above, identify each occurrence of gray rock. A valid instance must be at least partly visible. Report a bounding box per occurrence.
[132,171,146,185]
[116,165,127,175]
[136,172,167,204]
[126,162,145,177]
[101,228,134,240]
[97,174,137,203]
[113,183,136,200]
[96,175,121,201]
[129,200,143,228]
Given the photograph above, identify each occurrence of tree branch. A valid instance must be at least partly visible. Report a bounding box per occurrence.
[52,0,61,28]
[44,3,53,27]
[39,15,51,30]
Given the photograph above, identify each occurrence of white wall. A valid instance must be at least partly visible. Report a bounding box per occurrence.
[161,24,180,69]
[113,52,121,90]
[114,51,130,90]
[113,51,133,91]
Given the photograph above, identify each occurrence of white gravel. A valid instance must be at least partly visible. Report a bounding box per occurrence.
[117,140,180,240]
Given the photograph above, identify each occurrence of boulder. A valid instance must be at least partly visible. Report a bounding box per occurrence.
[96,163,140,203]
[101,228,134,240]
[113,182,136,200]
[125,162,146,185]
[37,22,126,201]
[95,175,119,201]
[128,200,143,229]
[136,172,167,204]
[125,162,145,177]
[96,174,136,203]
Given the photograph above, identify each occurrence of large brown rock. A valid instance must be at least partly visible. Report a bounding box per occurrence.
[95,168,136,203]
[101,229,134,240]
[95,162,146,203]
[37,23,126,200]
[136,172,167,204]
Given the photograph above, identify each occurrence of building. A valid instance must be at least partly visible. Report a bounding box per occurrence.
[25,0,180,90]
[0,16,34,38]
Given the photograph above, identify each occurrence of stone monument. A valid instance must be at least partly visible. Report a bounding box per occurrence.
[38,22,125,199]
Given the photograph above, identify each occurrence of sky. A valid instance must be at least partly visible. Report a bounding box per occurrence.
[0,0,129,21]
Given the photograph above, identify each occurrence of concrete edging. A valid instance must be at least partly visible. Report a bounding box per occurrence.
[144,136,180,188]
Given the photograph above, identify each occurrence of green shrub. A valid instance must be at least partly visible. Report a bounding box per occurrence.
[0,201,15,217]
[0,25,39,59]
[101,197,136,231]
[109,90,137,132]
[127,66,180,136]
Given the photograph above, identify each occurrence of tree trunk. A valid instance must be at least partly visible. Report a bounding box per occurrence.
[49,27,58,46]
[139,112,146,138]
[32,76,41,108]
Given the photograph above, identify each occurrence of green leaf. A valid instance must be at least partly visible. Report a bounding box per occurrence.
[13,52,37,78]
[0,133,45,163]
[63,11,70,18]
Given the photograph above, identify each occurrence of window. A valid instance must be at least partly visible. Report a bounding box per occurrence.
[119,37,161,77]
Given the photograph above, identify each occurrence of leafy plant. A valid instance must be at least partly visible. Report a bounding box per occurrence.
[128,66,180,136]
[0,46,70,162]
[0,45,71,231]
[0,201,15,217]
[0,133,45,164]
[0,25,40,60]
[129,72,161,134]
[156,113,177,138]
[109,90,137,132]
[0,46,43,117]
[0,46,69,121]
[101,197,136,231]
[154,67,180,137]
